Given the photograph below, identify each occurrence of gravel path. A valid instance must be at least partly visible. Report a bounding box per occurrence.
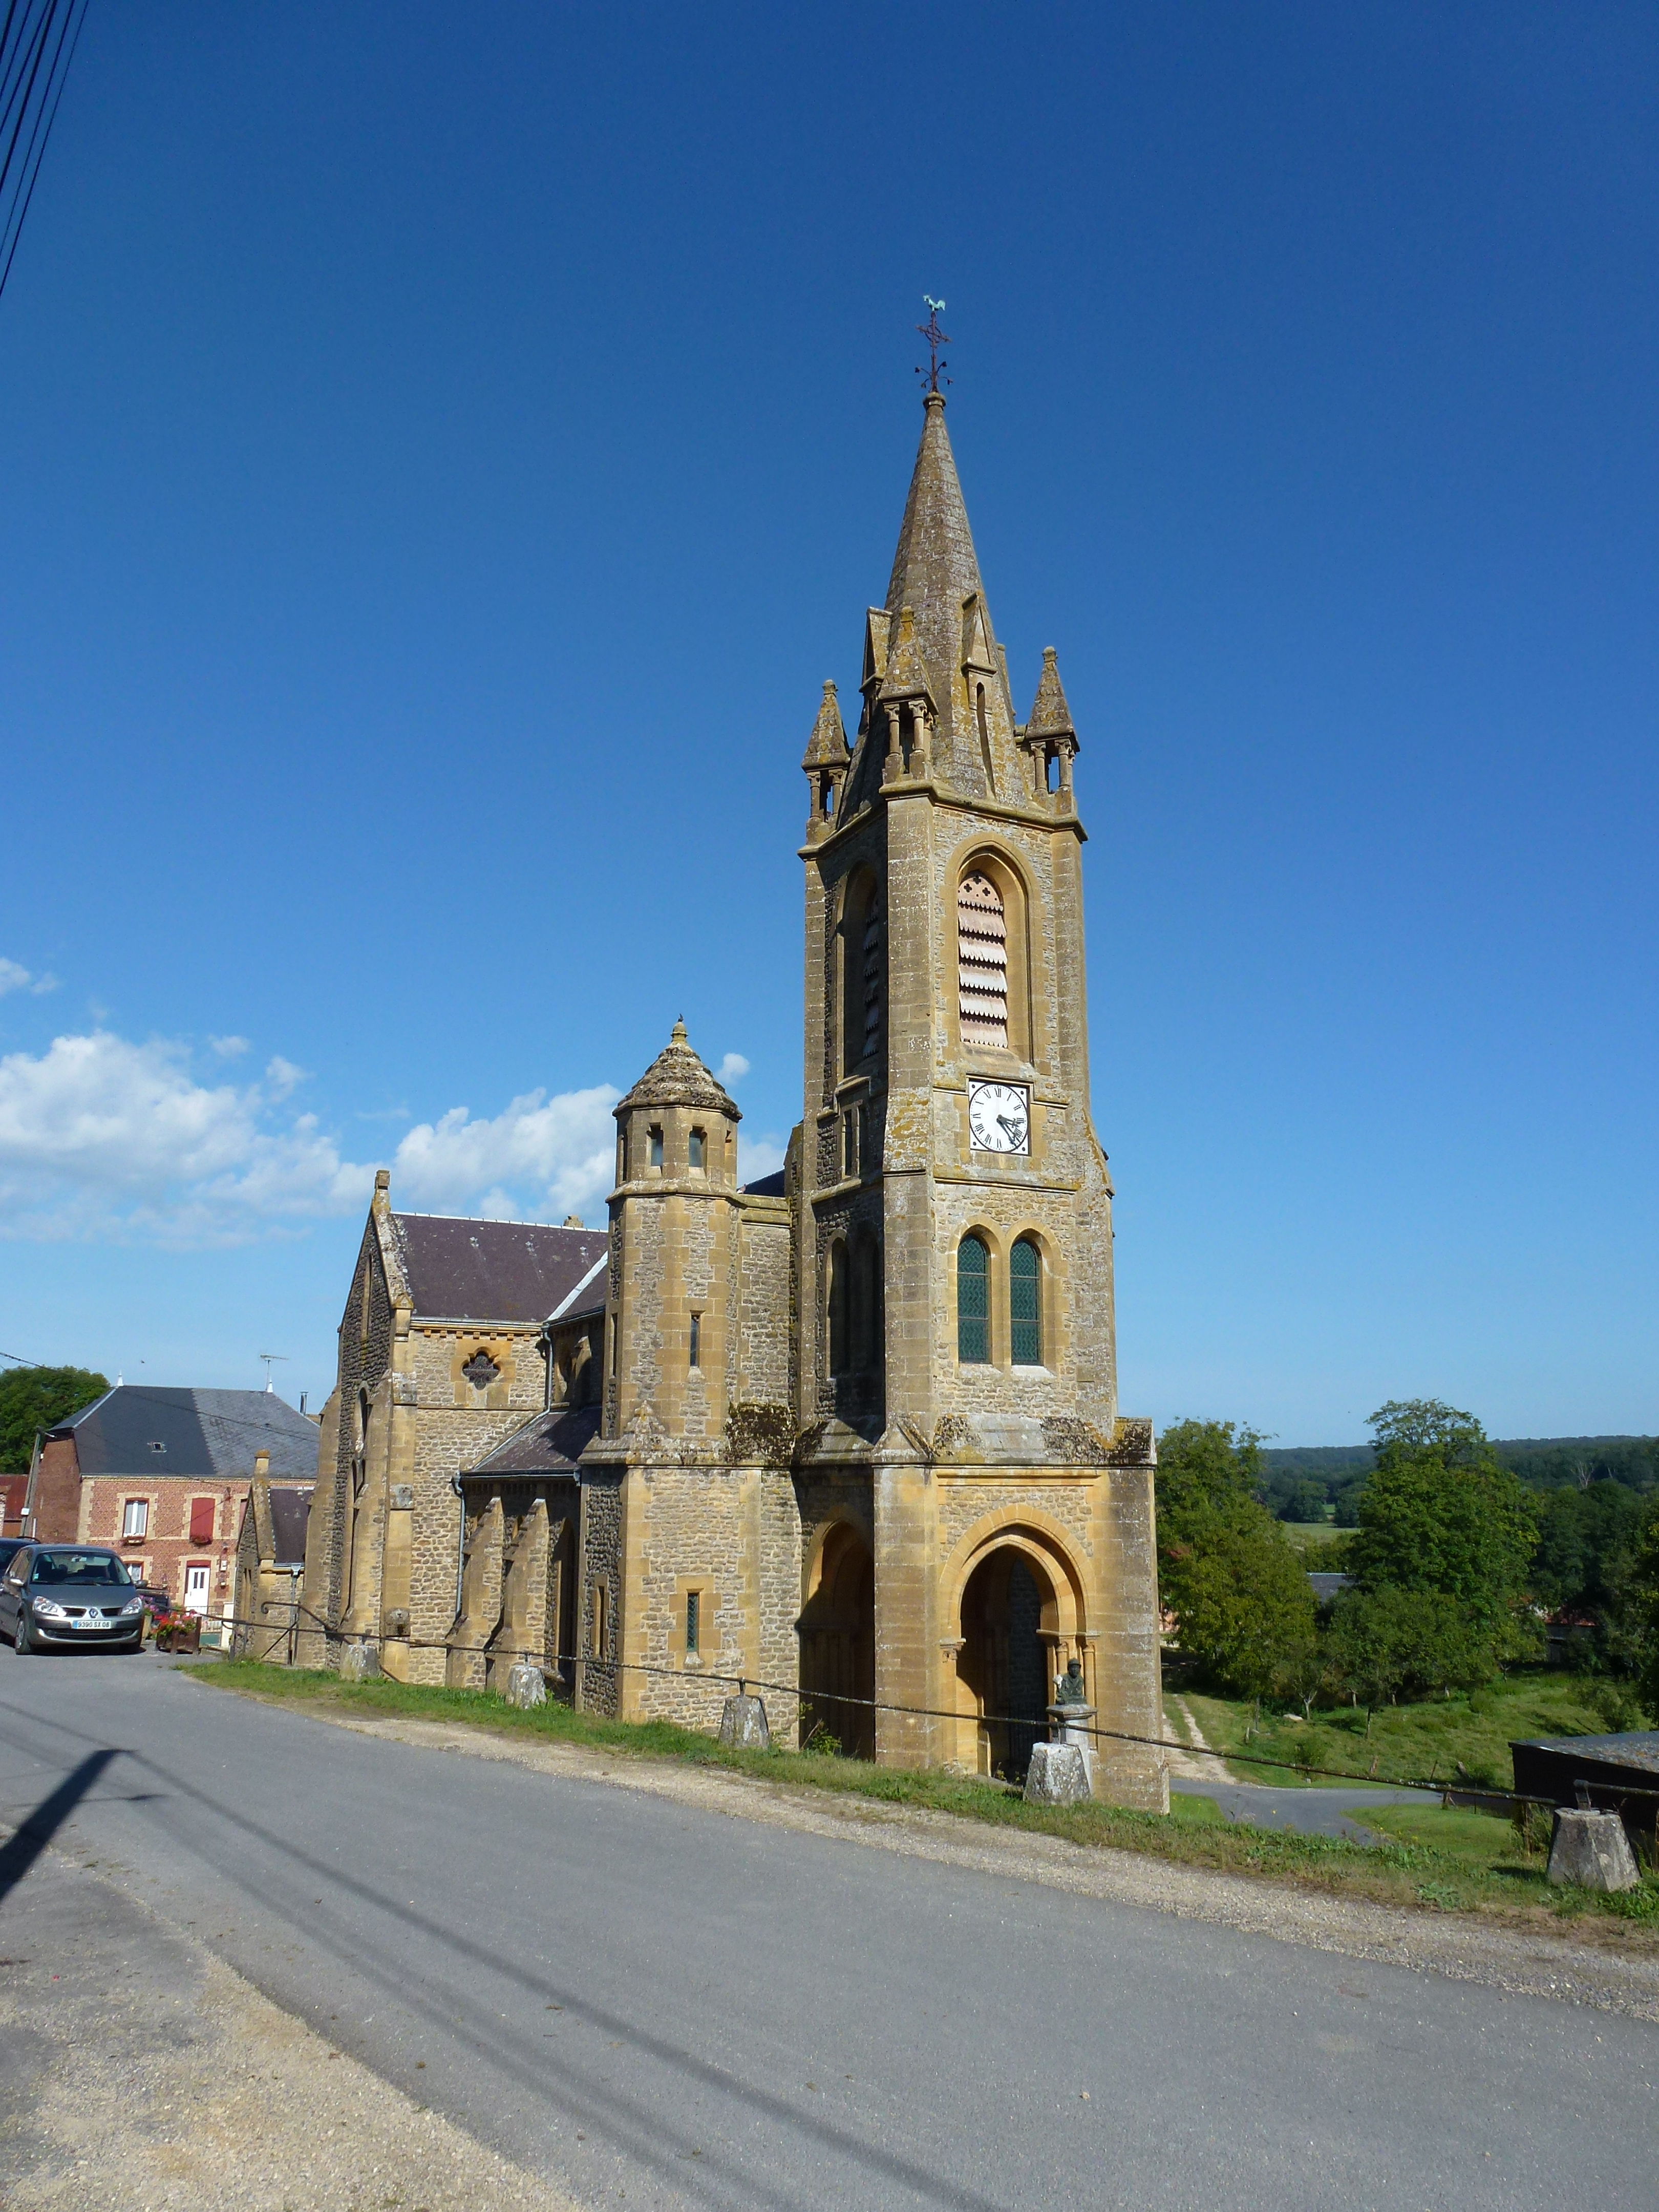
[0,1846,579,2212]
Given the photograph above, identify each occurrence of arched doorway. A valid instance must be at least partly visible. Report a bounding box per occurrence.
[957,1546,1054,1781]
[797,1523,875,1760]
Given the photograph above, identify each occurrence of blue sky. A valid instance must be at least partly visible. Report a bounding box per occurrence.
[2,3,1654,1444]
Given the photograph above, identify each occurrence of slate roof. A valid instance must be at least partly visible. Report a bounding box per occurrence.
[389,1215,609,1324]
[466,1406,601,1479]
[742,1170,788,1198]
[1515,1732,1659,1777]
[268,1486,313,1568]
[57,1387,321,1481]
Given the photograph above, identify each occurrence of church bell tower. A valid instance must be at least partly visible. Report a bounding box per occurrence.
[792,384,1165,1804]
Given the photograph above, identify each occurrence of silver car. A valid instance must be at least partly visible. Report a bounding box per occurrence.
[0,1544,147,1654]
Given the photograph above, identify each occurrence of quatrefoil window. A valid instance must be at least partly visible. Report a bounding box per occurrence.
[462,1351,501,1390]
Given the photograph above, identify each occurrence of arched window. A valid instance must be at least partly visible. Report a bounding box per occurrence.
[1010,1238,1041,1367]
[827,1242,849,1375]
[958,871,1008,1049]
[855,1235,884,1374]
[958,1235,990,1364]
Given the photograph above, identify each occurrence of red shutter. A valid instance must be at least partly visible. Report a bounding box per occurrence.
[189,1497,216,1544]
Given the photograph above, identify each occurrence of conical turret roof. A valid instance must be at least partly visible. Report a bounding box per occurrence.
[801,680,849,770]
[615,1019,740,1118]
[1026,646,1077,743]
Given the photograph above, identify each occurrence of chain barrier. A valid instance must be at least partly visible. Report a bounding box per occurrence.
[168,1598,1659,1818]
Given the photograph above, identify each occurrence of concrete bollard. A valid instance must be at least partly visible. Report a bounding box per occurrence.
[718,1692,771,1750]
[503,1662,547,1709]
[1547,1808,1641,1892]
[1024,1741,1092,1805]
[339,1643,380,1683]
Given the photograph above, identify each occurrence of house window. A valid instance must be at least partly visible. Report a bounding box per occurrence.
[685,1589,700,1655]
[958,870,1009,1048]
[122,1498,149,1541]
[843,1110,858,1178]
[689,1311,701,1370]
[648,1126,664,1168]
[958,1235,990,1364]
[1010,1238,1042,1366]
[189,1496,216,1545]
[689,1128,706,1172]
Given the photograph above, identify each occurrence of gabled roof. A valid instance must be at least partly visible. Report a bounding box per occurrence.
[467,1405,600,1478]
[57,1386,321,1481]
[388,1215,609,1324]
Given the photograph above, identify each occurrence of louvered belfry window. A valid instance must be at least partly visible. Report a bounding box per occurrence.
[958,871,1009,1049]
[861,909,882,1057]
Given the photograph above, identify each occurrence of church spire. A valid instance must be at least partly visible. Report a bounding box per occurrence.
[883,390,1002,789]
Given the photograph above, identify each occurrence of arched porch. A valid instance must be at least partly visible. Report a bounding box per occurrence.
[797,1521,875,1759]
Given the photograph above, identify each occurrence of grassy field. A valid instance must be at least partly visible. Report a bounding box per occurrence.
[186,1660,1659,1943]
[1278,1522,1346,1554]
[1181,1670,1648,1793]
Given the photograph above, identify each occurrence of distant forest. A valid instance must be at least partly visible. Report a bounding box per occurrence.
[1258,1435,1657,1526]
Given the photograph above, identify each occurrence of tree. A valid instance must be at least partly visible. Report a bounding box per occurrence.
[1328,1585,1495,1712]
[1348,1399,1538,1637]
[0,1365,109,1473]
[1157,1420,1315,1698]
[1614,1499,1659,1713]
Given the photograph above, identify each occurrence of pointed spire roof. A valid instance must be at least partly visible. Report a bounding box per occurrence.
[615,1018,740,1118]
[1026,646,1077,743]
[801,680,849,770]
[884,390,990,763]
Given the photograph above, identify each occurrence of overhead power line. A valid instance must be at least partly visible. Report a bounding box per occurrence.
[0,0,91,306]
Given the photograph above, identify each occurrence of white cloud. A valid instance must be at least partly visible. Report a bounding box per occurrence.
[717,1052,750,1086]
[390,1086,621,1223]
[0,958,58,998]
[208,1034,250,1058]
[265,1055,308,1099]
[0,1024,623,1246]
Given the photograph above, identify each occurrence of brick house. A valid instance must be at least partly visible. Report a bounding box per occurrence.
[25,1385,323,1618]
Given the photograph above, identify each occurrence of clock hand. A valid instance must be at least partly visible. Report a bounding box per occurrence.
[997,1114,1024,1141]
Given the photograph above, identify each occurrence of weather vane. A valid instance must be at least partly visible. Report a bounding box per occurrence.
[916,296,950,392]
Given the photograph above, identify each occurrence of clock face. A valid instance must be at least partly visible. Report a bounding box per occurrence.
[968,1080,1030,1155]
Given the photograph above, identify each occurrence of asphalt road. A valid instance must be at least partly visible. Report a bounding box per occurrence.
[2,1649,1656,2212]
[1170,1776,1428,1839]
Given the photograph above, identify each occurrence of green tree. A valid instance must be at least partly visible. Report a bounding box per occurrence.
[0,1365,109,1473]
[1349,1399,1539,1637]
[1157,1420,1315,1698]
[1329,1585,1497,1713]
[1614,1500,1659,1713]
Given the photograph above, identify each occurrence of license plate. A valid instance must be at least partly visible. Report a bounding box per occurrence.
[76,1610,109,1629]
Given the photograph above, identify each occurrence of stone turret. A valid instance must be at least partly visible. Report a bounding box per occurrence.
[1024,645,1078,810]
[802,680,849,841]
[605,1021,742,1445]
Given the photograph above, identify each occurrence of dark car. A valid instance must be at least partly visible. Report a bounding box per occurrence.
[0,1544,146,1654]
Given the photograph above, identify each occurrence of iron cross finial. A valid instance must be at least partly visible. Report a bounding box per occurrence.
[916,296,950,393]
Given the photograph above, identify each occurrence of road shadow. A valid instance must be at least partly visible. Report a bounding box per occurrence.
[0,1749,118,1903]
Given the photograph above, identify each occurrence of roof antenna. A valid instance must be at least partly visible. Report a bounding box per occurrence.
[259,1352,289,1395]
[916,296,950,393]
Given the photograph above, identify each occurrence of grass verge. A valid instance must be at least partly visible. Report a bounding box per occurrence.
[1180,1671,1647,1793]
[186,1660,1659,1946]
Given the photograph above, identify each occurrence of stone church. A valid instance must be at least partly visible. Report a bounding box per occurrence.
[298,387,1165,1809]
